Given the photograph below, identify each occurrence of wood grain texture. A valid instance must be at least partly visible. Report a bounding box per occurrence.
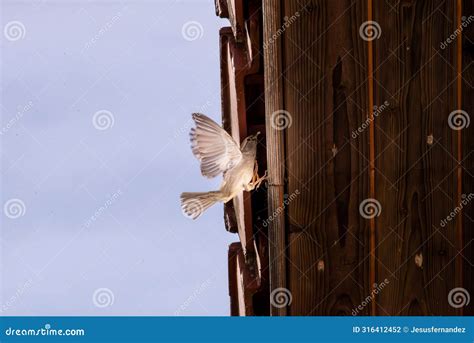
[220,25,266,303]
[462,0,474,316]
[228,242,242,315]
[221,0,472,316]
[228,242,256,315]
[220,27,254,257]
[367,0,376,315]
[374,0,459,315]
[263,0,288,316]
[283,0,370,315]
[218,0,270,316]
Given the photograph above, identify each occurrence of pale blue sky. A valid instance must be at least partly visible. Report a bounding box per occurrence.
[1,0,235,315]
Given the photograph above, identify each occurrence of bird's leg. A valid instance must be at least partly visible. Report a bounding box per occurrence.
[253,161,259,182]
[253,170,268,189]
[244,182,255,192]
[244,163,259,192]
[245,169,268,191]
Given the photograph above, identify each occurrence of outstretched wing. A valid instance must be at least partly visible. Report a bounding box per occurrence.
[190,113,242,178]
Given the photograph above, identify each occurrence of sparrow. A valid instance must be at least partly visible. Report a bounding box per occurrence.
[180,113,267,219]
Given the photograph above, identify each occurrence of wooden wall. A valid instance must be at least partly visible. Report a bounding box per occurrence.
[281,0,371,316]
[374,0,458,316]
[216,0,473,316]
[263,0,473,316]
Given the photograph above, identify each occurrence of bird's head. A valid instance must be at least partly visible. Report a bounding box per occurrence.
[241,131,260,154]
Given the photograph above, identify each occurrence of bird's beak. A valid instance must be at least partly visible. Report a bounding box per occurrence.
[254,131,261,139]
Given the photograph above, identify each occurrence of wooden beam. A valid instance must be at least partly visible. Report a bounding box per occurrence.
[214,0,229,18]
[228,242,256,316]
[367,0,376,316]
[262,0,287,316]
[220,27,257,260]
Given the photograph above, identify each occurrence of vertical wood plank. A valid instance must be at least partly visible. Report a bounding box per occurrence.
[283,0,370,315]
[263,0,288,316]
[367,0,376,315]
[462,0,474,316]
[374,0,459,315]
[455,0,463,316]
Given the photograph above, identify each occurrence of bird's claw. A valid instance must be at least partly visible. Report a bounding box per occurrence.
[253,170,268,189]
[246,165,268,191]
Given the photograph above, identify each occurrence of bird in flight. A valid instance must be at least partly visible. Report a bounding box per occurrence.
[181,113,267,219]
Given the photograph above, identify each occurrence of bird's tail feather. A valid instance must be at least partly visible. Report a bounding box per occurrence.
[180,191,223,220]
